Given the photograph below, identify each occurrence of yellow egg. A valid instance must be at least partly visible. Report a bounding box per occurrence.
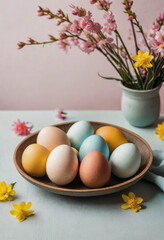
[22,144,50,177]
[72,147,79,157]
[96,126,128,153]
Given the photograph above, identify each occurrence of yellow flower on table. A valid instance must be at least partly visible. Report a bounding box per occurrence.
[10,201,34,222]
[132,50,154,69]
[155,122,164,140]
[0,181,16,201]
[121,192,143,212]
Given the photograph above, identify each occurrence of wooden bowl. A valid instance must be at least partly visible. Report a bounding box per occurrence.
[14,121,153,197]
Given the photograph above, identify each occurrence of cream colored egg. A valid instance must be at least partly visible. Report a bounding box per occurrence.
[46,144,79,185]
[37,126,70,152]
[22,144,50,177]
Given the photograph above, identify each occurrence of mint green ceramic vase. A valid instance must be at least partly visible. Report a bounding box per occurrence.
[120,83,161,127]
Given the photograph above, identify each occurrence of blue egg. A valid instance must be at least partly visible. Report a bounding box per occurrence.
[67,120,94,150]
[79,135,110,163]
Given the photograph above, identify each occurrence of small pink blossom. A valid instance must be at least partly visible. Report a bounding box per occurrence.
[56,9,64,17]
[80,41,96,54]
[58,40,70,52]
[94,23,102,33]
[60,23,71,32]
[12,119,33,136]
[80,11,102,33]
[122,0,133,10]
[90,0,97,4]
[38,11,44,16]
[70,19,81,35]
[103,11,117,33]
[17,42,25,49]
[71,38,79,46]
[47,15,53,19]
[81,12,93,31]
[155,26,164,45]
[97,37,113,48]
[95,0,112,11]
[57,110,67,120]
[59,32,68,40]
[71,5,86,17]
[82,19,95,32]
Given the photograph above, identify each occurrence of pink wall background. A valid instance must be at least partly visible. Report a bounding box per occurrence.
[0,0,164,112]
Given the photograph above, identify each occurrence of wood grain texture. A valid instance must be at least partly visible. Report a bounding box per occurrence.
[13,121,153,197]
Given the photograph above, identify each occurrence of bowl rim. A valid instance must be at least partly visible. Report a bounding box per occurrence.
[13,121,153,194]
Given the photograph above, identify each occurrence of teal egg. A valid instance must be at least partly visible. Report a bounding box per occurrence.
[79,135,110,163]
[67,120,94,150]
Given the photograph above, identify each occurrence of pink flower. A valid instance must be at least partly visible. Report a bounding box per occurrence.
[59,32,68,40]
[103,11,117,33]
[71,5,86,17]
[58,40,70,52]
[97,37,113,48]
[12,119,33,136]
[80,41,96,54]
[80,11,102,33]
[95,0,112,11]
[60,23,71,32]
[57,110,67,120]
[80,11,92,30]
[71,38,79,46]
[70,20,81,35]
[155,26,164,45]
[56,9,64,17]
[90,0,97,4]
[94,23,102,33]
[17,42,25,49]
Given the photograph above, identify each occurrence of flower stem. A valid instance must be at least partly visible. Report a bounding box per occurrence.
[115,29,143,88]
[130,20,139,54]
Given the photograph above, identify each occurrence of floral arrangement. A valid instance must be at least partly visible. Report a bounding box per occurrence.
[18,0,164,90]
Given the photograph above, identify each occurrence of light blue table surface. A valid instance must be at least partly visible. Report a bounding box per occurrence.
[0,110,164,240]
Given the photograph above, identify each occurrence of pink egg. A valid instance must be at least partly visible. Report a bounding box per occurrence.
[79,151,111,188]
[46,145,79,185]
[37,126,70,152]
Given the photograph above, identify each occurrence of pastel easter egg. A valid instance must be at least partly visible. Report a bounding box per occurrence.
[46,145,79,185]
[67,120,94,150]
[22,144,50,177]
[110,143,141,178]
[79,151,111,188]
[79,135,110,163]
[37,126,70,152]
[96,126,128,153]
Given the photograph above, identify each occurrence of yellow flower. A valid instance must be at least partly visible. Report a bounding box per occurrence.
[10,201,34,222]
[121,192,143,212]
[0,181,16,201]
[155,122,164,140]
[132,50,154,68]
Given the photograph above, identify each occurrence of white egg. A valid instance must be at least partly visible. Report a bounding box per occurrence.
[46,144,79,185]
[67,120,94,150]
[110,143,141,178]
